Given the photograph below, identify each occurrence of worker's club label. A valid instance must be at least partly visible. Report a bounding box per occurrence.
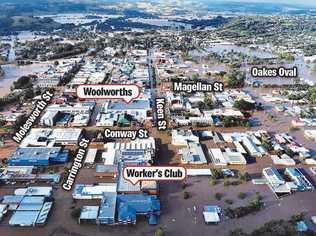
[123,166,186,185]
[77,84,140,103]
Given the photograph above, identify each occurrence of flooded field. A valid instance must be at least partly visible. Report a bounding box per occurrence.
[192,43,316,85]
[129,18,192,29]
[207,43,276,59]
[38,13,122,25]
[0,63,49,97]
[1,31,50,44]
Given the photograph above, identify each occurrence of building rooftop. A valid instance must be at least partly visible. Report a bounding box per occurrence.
[73,183,117,199]
[84,148,97,165]
[14,187,52,197]
[9,210,40,226]
[107,99,150,111]
[96,164,118,173]
[117,164,141,193]
[36,202,53,225]
[20,128,82,147]
[80,206,99,220]
[8,147,69,166]
[98,192,117,222]
[117,194,160,224]
[180,142,207,164]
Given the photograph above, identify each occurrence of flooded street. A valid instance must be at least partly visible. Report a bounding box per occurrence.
[246,86,316,152]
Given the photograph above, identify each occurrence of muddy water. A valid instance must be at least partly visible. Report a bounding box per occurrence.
[0,63,49,97]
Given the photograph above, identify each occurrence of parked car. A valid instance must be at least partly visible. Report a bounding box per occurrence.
[221,168,235,177]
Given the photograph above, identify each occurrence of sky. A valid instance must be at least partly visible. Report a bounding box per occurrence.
[153,0,316,7]
[6,0,315,8]
[207,0,316,6]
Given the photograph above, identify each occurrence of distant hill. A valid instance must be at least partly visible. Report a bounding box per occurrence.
[0,16,61,35]
[203,1,316,15]
[174,16,230,29]
[0,0,97,16]
[1,0,316,17]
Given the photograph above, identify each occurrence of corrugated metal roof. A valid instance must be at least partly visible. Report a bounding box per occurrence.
[17,203,43,211]
[84,149,97,164]
[20,196,45,204]
[15,187,52,197]
[73,183,117,199]
[80,206,99,220]
[2,195,24,204]
[117,194,160,214]
[98,192,117,220]
[187,169,212,176]
[9,147,68,166]
[9,210,40,226]
[95,164,117,173]
[117,164,141,193]
[108,99,150,110]
[36,202,53,224]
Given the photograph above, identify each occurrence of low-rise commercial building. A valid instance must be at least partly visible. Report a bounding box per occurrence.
[20,128,82,147]
[8,147,69,166]
[179,142,207,165]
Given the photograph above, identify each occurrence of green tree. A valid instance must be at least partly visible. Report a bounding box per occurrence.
[183,191,190,199]
[209,178,217,186]
[154,227,165,236]
[229,229,248,236]
[238,192,247,199]
[234,99,255,111]
[71,208,81,219]
[214,192,223,200]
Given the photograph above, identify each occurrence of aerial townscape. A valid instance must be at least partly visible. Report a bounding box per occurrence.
[0,0,316,236]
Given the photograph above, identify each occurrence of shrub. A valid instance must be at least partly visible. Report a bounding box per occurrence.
[183,191,190,199]
[211,168,222,179]
[267,113,274,120]
[231,180,242,186]
[214,192,223,201]
[229,228,248,236]
[290,213,304,223]
[234,99,255,111]
[225,196,263,219]
[209,178,217,186]
[238,172,251,182]
[289,126,300,132]
[71,208,81,219]
[224,179,231,187]
[154,227,165,236]
[238,192,247,200]
[225,199,234,205]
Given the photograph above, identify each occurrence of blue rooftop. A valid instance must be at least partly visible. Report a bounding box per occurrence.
[108,99,150,110]
[9,147,69,166]
[117,194,160,224]
[98,192,117,224]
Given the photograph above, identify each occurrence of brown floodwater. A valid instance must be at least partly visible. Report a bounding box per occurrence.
[0,63,49,97]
